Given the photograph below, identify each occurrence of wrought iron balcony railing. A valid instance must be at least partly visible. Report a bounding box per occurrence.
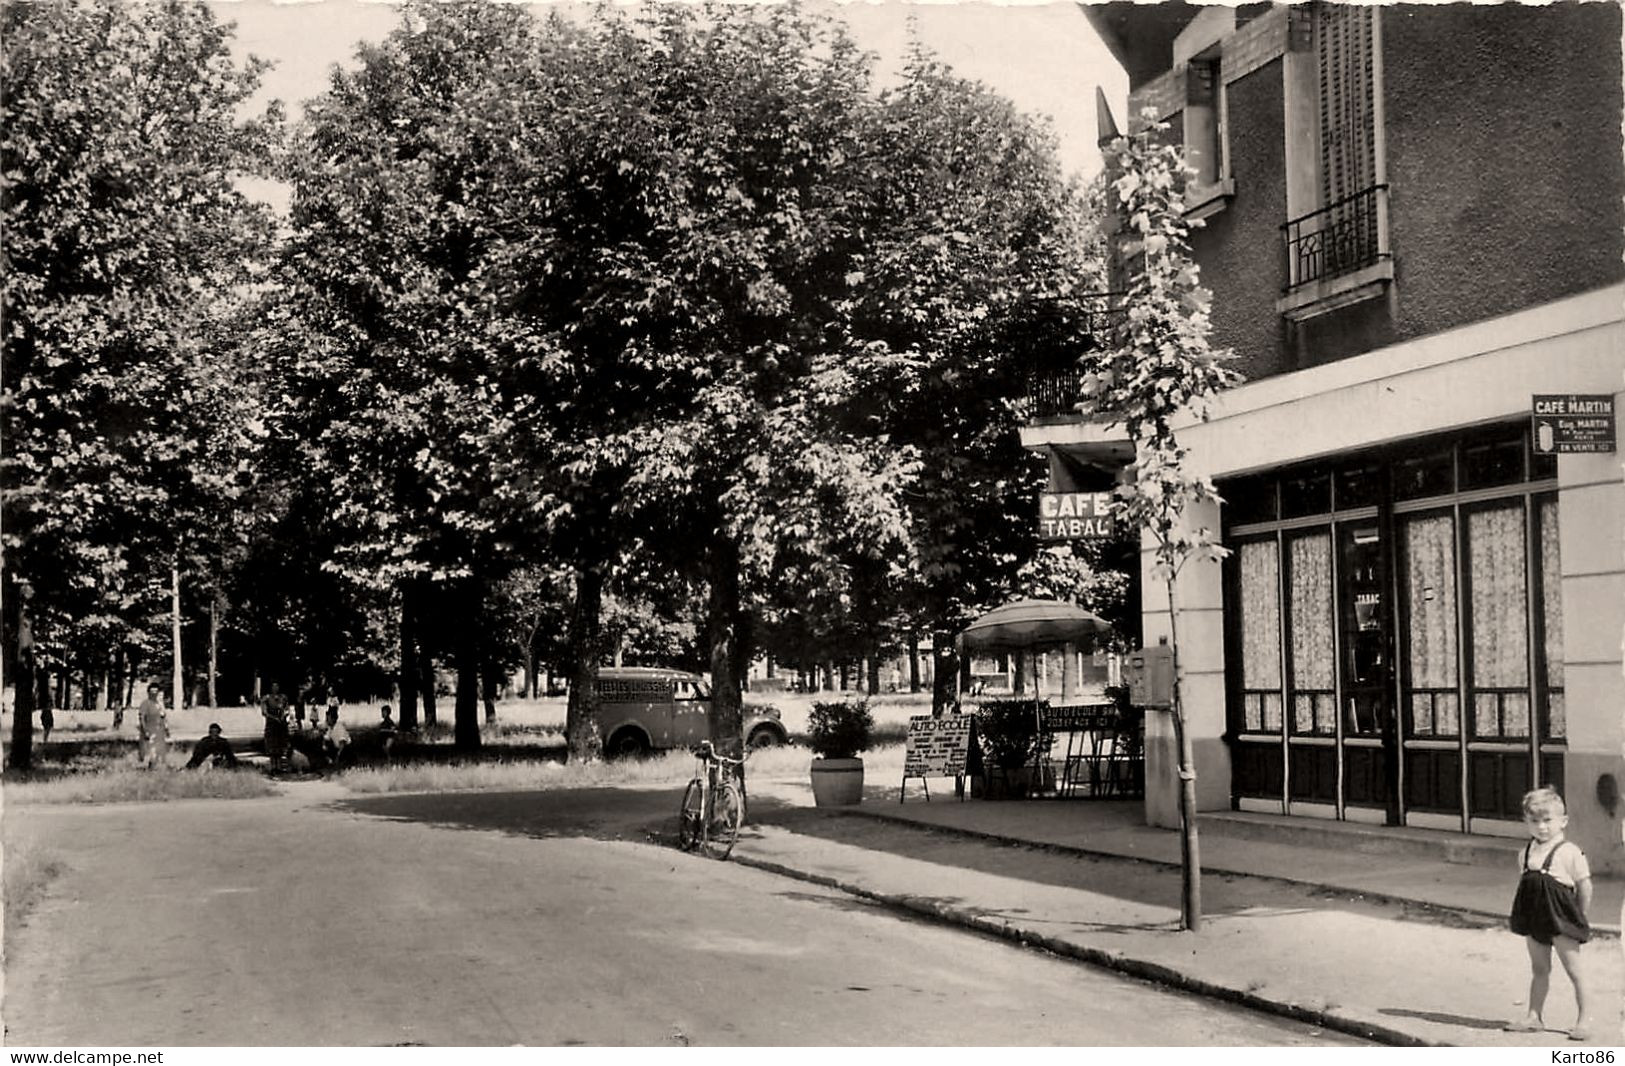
[1282,184,1390,291]
[1022,299,1126,420]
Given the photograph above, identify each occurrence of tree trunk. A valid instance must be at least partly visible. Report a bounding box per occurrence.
[452,582,482,750]
[398,584,419,730]
[207,589,220,709]
[417,587,438,727]
[170,559,184,718]
[706,532,745,778]
[54,670,68,710]
[1165,575,1202,932]
[908,634,921,693]
[8,584,35,771]
[524,644,538,700]
[866,656,880,695]
[564,563,605,762]
[1012,650,1026,696]
[931,629,957,717]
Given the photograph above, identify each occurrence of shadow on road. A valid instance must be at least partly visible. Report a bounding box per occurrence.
[332,786,803,847]
[743,801,1490,935]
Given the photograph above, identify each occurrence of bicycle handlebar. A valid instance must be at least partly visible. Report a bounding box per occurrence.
[692,739,746,765]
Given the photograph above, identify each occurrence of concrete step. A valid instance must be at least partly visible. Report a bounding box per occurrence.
[1199,809,1524,868]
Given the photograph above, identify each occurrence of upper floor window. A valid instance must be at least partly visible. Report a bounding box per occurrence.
[1279,3,1393,315]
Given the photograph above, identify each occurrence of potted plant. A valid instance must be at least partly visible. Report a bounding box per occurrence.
[975,698,1053,799]
[807,697,873,807]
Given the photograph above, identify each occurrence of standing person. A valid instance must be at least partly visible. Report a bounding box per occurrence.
[377,704,398,761]
[262,681,291,773]
[136,683,168,769]
[1505,787,1593,1040]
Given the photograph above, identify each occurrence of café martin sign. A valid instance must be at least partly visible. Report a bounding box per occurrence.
[1038,491,1115,541]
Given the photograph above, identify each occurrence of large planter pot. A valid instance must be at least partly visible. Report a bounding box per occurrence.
[810,757,865,807]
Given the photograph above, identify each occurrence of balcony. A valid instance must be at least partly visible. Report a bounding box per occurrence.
[1022,298,1126,421]
[1277,184,1394,322]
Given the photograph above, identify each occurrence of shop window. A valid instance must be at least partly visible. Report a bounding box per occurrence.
[1538,497,1564,741]
[1394,448,1453,501]
[1468,504,1530,740]
[1403,513,1459,737]
[1335,462,1384,510]
[1281,470,1331,518]
[1238,539,1283,732]
[1531,448,1557,483]
[1222,475,1277,525]
[1287,532,1336,736]
[1461,437,1525,490]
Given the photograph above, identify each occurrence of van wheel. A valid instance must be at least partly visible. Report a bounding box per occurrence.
[606,731,648,759]
[748,728,783,750]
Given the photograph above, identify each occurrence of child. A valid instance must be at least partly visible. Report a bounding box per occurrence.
[1506,787,1593,1040]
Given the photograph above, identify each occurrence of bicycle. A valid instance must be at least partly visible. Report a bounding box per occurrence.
[678,739,746,860]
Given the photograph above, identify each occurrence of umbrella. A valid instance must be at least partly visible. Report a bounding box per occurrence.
[957,599,1114,791]
[957,598,1112,654]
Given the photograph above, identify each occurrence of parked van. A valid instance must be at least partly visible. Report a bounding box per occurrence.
[593,667,788,757]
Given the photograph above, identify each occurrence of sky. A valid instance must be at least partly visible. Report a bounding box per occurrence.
[209,0,1130,192]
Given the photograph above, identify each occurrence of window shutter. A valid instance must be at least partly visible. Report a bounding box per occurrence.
[1315,3,1378,272]
[1317,3,1376,205]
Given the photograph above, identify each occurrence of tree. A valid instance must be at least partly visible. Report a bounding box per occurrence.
[848,48,1110,713]
[273,0,552,749]
[1,0,280,768]
[1078,116,1242,931]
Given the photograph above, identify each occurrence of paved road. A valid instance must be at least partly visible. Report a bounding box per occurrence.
[5,785,1368,1046]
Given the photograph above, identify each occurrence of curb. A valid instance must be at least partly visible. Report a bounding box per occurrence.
[839,807,1625,938]
[727,847,1435,1048]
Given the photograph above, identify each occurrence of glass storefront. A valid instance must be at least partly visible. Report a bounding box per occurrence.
[1220,422,1562,829]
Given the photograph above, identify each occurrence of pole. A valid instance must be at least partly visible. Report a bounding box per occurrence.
[171,558,184,715]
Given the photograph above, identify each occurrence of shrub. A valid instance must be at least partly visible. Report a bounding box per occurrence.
[806,698,873,759]
[976,698,1052,770]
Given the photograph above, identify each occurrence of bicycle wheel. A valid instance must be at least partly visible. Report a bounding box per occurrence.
[678,779,705,852]
[702,781,743,860]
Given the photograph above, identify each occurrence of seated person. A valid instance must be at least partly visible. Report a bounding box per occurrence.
[322,707,352,767]
[184,723,239,770]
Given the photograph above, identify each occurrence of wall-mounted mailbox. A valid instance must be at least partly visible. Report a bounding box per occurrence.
[1123,645,1175,708]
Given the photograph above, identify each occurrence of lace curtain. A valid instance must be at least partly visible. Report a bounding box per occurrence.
[1470,505,1528,737]
[1404,514,1457,735]
[1238,540,1282,731]
[1541,498,1564,739]
[1289,533,1335,734]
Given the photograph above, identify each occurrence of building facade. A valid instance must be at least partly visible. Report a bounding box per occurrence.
[1026,2,1625,867]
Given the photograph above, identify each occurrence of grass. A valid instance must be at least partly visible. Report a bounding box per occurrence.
[338,739,907,795]
[4,844,65,933]
[4,764,279,806]
[6,691,927,803]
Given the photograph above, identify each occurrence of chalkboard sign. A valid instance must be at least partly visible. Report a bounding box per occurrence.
[903,714,975,778]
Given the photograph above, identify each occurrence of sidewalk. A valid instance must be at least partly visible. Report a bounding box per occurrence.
[732,787,1625,1048]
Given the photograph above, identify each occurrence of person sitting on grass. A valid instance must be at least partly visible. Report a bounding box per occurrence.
[321,706,352,769]
[184,723,239,770]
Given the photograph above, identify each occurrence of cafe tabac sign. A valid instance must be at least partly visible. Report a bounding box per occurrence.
[1532,394,1616,455]
[1038,491,1115,541]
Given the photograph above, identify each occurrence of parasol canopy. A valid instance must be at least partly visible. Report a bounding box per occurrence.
[956,598,1113,654]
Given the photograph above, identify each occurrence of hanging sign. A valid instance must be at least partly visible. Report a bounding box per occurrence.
[1038,492,1116,540]
[1532,395,1615,454]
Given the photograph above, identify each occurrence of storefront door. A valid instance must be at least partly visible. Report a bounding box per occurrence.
[1338,523,1399,823]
